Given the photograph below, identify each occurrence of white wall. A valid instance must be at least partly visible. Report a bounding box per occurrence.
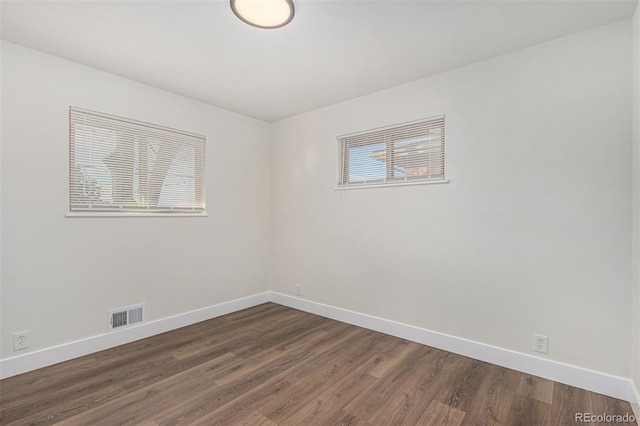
[632,2,640,403]
[271,21,633,377]
[0,42,271,359]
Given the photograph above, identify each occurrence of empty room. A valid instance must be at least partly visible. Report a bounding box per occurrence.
[1,0,639,424]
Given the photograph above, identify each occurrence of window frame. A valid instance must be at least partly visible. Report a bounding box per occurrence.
[67,107,207,217]
[336,115,447,190]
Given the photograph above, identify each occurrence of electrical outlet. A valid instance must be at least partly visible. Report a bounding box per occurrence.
[296,285,302,296]
[13,331,29,351]
[534,334,548,354]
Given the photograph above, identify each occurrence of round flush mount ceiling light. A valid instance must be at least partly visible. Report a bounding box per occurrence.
[231,0,295,29]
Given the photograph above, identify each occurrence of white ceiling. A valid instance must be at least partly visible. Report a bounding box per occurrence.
[1,0,637,122]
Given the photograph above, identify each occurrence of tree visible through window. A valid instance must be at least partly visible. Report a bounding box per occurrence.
[69,107,205,214]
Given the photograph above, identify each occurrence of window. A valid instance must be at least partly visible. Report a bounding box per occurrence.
[69,107,205,214]
[337,115,446,188]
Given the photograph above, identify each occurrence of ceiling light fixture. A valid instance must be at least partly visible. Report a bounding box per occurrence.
[230,0,294,29]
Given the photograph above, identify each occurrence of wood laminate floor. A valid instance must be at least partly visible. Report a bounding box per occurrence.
[0,303,636,425]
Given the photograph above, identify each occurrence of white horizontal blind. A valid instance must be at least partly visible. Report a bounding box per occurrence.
[338,115,445,188]
[69,107,205,213]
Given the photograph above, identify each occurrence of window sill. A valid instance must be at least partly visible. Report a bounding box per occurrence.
[334,179,449,190]
[65,212,208,218]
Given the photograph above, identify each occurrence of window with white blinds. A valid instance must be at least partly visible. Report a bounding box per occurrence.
[69,107,206,214]
[337,115,446,188]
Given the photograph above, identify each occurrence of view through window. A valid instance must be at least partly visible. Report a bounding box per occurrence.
[337,115,445,188]
[69,107,205,214]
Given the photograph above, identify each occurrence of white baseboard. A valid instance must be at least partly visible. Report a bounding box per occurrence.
[0,292,270,380]
[632,380,640,421]
[1,290,638,410]
[269,292,638,405]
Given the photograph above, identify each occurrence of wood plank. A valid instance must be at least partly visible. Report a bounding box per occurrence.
[444,357,491,411]
[418,400,466,426]
[236,411,278,426]
[0,355,101,410]
[342,343,433,420]
[281,338,419,425]
[515,373,554,405]
[2,353,182,425]
[551,383,592,426]
[366,337,413,379]
[170,306,308,360]
[358,347,458,425]
[214,329,329,386]
[456,364,521,426]
[55,353,236,426]
[588,390,638,425]
[154,320,359,425]
[280,372,377,425]
[187,327,387,425]
[502,394,551,426]
[257,331,395,423]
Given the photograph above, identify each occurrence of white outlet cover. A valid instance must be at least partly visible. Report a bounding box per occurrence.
[534,334,548,354]
[13,331,29,351]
